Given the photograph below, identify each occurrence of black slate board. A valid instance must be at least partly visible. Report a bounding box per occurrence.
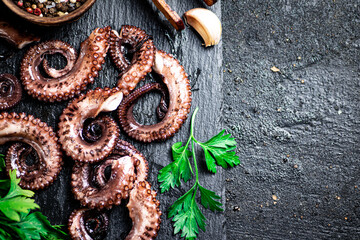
[0,0,224,239]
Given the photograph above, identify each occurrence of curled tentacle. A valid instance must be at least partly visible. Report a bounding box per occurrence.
[20,26,111,102]
[113,139,149,182]
[41,42,77,78]
[58,87,123,163]
[0,112,62,190]
[126,181,162,240]
[109,25,155,95]
[71,155,136,209]
[68,208,109,240]
[118,50,192,142]
[0,74,22,110]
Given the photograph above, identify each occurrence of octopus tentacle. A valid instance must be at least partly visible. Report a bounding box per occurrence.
[68,208,109,240]
[58,87,123,163]
[0,20,40,49]
[71,155,136,209]
[0,112,62,190]
[41,42,77,78]
[0,74,22,110]
[113,139,149,182]
[20,26,111,102]
[118,50,192,142]
[126,181,162,240]
[109,25,155,95]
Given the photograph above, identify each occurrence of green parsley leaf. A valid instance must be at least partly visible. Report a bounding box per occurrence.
[24,212,68,240]
[6,170,35,199]
[159,108,240,239]
[0,197,39,222]
[0,165,68,239]
[198,130,240,173]
[0,154,4,172]
[198,185,223,212]
[168,186,206,240]
[158,142,193,192]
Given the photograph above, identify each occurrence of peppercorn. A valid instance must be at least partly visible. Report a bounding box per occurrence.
[34,8,41,15]
[49,7,56,14]
[60,5,68,12]
[13,0,87,17]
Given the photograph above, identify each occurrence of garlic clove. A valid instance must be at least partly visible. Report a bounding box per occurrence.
[184,8,222,47]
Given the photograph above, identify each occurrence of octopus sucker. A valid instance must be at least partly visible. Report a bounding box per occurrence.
[109,25,155,95]
[0,74,22,110]
[126,181,162,240]
[0,112,62,190]
[71,155,136,209]
[68,208,109,240]
[118,49,192,142]
[58,87,123,163]
[20,26,111,102]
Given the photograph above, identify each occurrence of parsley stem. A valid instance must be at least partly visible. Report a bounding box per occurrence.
[190,107,200,183]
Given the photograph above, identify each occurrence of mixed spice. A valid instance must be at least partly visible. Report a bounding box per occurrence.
[13,0,87,17]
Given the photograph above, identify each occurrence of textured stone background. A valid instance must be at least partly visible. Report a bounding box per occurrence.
[0,0,224,239]
[222,0,360,239]
[0,0,359,239]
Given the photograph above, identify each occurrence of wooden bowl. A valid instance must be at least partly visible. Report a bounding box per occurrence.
[2,0,97,26]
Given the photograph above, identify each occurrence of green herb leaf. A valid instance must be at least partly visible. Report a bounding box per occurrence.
[6,170,35,199]
[198,185,223,212]
[0,163,68,239]
[159,107,240,239]
[169,186,206,240]
[0,197,39,222]
[158,142,193,192]
[198,130,240,173]
[0,154,4,172]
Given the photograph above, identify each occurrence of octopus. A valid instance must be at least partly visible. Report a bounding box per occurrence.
[126,181,161,240]
[20,26,111,102]
[58,87,123,163]
[71,155,136,209]
[118,50,192,142]
[68,208,109,240]
[0,74,22,110]
[0,20,40,49]
[109,25,155,96]
[0,112,62,190]
[69,139,161,240]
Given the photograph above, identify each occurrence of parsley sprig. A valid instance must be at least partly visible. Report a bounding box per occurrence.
[158,107,240,239]
[0,154,68,240]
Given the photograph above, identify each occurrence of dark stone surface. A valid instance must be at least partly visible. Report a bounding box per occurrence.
[1,0,359,239]
[0,0,223,239]
[222,0,360,239]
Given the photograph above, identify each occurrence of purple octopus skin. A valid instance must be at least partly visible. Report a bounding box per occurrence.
[71,155,136,209]
[0,20,40,49]
[0,112,62,190]
[109,25,155,96]
[20,26,111,102]
[0,74,22,110]
[68,208,109,240]
[58,87,123,163]
[118,49,192,142]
